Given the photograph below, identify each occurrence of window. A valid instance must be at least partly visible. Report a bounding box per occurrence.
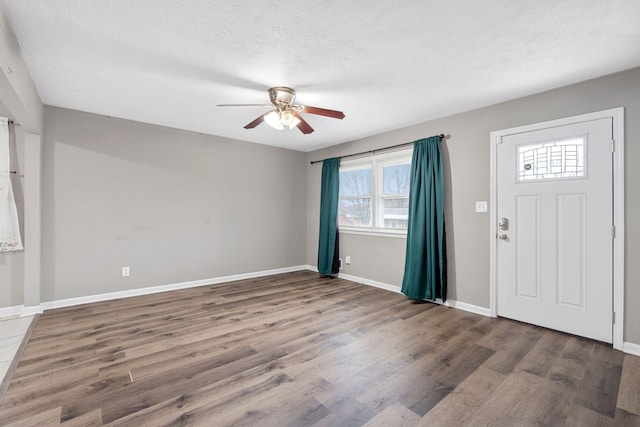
[338,167,372,227]
[338,149,412,233]
[517,136,586,182]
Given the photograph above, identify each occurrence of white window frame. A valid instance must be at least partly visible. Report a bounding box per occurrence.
[339,148,413,238]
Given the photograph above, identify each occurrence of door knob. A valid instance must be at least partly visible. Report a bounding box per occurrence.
[498,234,508,240]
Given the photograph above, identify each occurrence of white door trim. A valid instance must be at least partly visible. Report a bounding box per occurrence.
[490,107,624,350]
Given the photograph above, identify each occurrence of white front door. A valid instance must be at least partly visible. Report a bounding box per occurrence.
[496,117,613,343]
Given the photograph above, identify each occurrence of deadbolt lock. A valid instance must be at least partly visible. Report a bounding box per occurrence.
[498,217,509,230]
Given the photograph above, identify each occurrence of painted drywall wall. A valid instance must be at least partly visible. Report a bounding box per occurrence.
[0,6,43,311]
[0,124,43,313]
[42,107,307,302]
[306,67,640,345]
[0,126,24,308]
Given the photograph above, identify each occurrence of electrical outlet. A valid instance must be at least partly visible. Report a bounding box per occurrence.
[345,256,351,265]
[121,266,130,277]
[475,201,488,213]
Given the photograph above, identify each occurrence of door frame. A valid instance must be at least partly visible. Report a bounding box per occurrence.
[489,108,625,350]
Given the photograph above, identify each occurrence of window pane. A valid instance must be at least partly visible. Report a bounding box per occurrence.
[518,137,585,182]
[383,197,409,229]
[339,168,371,197]
[338,197,371,227]
[339,167,372,227]
[383,163,411,195]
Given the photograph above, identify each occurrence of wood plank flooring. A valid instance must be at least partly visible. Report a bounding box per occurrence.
[0,270,638,426]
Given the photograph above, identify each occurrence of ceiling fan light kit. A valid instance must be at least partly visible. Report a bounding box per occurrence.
[217,86,345,135]
[279,110,298,127]
[263,111,284,130]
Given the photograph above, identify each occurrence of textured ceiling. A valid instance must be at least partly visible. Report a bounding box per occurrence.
[1,1,639,152]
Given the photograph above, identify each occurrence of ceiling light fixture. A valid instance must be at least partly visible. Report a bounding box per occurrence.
[264,110,284,130]
[280,110,300,128]
[264,109,300,130]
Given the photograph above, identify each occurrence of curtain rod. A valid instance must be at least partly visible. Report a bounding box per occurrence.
[309,134,445,165]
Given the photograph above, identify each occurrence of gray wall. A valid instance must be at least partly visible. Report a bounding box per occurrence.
[0,5,43,311]
[0,126,25,308]
[306,67,640,345]
[42,107,307,302]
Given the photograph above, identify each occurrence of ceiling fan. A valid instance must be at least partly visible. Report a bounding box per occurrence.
[217,87,345,134]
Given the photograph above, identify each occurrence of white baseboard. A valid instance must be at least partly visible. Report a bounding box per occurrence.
[338,272,402,294]
[305,265,402,294]
[0,305,44,320]
[21,305,43,316]
[441,299,493,317]
[623,341,640,357]
[0,305,24,319]
[41,265,308,311]
[340,270,492,317]
[305,266,493,318]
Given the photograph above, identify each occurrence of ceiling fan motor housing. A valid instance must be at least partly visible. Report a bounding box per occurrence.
[269,87,296,107]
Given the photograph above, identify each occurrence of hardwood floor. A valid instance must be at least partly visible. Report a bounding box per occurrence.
[0,270,638,426]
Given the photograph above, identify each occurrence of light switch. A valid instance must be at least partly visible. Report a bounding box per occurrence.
[475,201,488,213]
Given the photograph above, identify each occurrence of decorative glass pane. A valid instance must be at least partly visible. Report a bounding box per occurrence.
[383,197,409,229]
[383,163,411,195]
[339,167,372,226]
[517,137,585,182]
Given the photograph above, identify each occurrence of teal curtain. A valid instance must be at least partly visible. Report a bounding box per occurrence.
[318,158,340,275]
[401,136,447,301]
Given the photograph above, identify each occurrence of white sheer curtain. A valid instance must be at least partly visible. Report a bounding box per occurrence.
[0,117,23,252]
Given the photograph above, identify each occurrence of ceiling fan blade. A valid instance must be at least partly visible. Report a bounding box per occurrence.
[244,114,265,129]
[217,104,272,107]
[292,111,314,134]
[299,105,345,120]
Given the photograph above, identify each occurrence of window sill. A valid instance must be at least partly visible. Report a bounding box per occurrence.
[339,227,407,239]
